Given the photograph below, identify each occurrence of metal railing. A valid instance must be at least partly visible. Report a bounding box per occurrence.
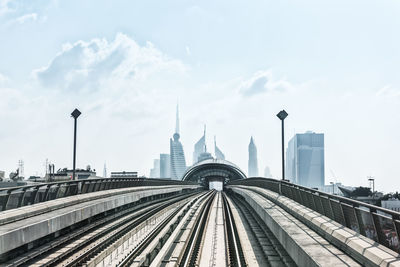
[228,177,400,253]
[0,178,198,212]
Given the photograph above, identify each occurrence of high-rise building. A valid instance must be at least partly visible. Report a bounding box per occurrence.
[286,131,325,188]
[264,166,272,177]
[149,159,160,178]
[170,105,187,180]
[103,162,107,178]
[248,137,259,177]
[198,144,213,162]
[214,136,225,160]
[193,125,206,164]
[160,154,171,178]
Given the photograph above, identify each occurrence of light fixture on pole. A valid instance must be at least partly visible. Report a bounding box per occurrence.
[330,181,335,195]
[276,110,288,181]
[368,176,375,196]
[71,108,81,181]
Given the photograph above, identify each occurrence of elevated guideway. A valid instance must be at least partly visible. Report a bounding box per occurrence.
[1,167,400,266]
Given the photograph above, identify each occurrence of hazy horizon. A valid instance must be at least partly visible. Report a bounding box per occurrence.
[1,0,399,192]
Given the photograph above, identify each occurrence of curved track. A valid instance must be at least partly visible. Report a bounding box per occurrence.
[2,190,300,267]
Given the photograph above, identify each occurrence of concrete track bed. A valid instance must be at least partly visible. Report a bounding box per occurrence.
[0,185,199,262]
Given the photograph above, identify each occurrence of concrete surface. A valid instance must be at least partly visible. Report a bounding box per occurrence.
[232,185,400,267]
[229,186,361,267]
[0,185,199,257]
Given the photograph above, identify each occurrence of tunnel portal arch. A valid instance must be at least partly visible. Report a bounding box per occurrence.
[181,159,247,188]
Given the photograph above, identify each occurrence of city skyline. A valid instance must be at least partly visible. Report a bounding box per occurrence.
[0,1,399,192]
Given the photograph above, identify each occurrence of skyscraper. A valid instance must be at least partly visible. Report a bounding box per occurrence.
[193,125,206,164]
[170,105,187,180]
[198,144,213,162]
[264,166,272,178]
[214,136,225,160]
[103,162,107,178]
[160,154,171,178]
[149,159,160,178]
[286,131,325,188]
[248,137,259,177]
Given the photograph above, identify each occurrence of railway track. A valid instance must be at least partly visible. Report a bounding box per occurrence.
[2,190,299,267]
[4,190,202,267]
[229,193,297,266]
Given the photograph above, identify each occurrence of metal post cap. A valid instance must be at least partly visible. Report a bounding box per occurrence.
[71,108,81,119]
[276,110,288,120]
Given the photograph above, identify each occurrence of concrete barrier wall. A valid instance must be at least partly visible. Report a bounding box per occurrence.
[230,185,400,267]
[229,186,363,267]
[0,185,199,257]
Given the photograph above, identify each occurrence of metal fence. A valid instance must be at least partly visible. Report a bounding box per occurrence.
[228,177,400,253]
[0,178,197,212]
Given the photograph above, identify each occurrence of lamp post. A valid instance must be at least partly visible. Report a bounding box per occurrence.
[276,110,288,181]
[330,181,335,195]
[71,108,81,181]
[368,176,375,196]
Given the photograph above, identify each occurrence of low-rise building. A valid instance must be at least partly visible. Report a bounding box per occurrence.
[110,171,138,179]
[382,199,400,212]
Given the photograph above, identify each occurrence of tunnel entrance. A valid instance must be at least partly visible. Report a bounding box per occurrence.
[208,177,224,191]
[181,159,247,189]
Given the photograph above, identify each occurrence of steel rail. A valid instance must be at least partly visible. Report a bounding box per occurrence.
[222,192,245,267]
[59,192,199,267]
[117,199,192,266]
[180,190,216,267]
[13,191,200,267]
[229,177,400,253]
[230,192,296,266]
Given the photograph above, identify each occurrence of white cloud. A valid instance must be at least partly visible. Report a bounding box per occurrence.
[0,0,13,16]
[240,70,293,96]
[33,33,187,92]
[0,72,9,85]
[15,12,37,24]
[185,46,191,56]
[376,85,400,98]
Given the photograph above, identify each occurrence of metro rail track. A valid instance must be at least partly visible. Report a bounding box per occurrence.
[4,190,202,267]
[2,190,300,267]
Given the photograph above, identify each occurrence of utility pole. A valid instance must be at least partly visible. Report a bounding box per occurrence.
[71,109,81,181]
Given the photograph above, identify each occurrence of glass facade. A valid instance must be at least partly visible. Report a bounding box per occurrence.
[286,131,325,188]
[248,137,259,177]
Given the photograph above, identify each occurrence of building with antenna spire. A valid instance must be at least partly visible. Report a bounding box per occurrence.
[170,104,187,180]
[248,137,259,177]
[214,136,225,160]
[193,125,206,164]
[103,162,107,178]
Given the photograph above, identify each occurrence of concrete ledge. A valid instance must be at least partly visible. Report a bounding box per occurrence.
[0,186,189,226]
[229,186,361,267]
[231,185,400,267]
[0,185,199,256]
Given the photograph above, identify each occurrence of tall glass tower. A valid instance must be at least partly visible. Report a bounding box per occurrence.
[193,125,206,164]
[214,136,225,160]
[248,136,259,177]
[170,105,187,180]
[286,131,325,188]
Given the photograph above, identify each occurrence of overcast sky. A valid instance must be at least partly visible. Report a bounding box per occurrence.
[0,0,399,192]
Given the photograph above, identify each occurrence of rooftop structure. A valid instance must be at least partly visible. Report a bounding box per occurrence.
[110,171,138,179]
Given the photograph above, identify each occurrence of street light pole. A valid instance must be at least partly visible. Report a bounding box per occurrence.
[276,110,288,181]
[281,119,285,180]
[71,109,81,181]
